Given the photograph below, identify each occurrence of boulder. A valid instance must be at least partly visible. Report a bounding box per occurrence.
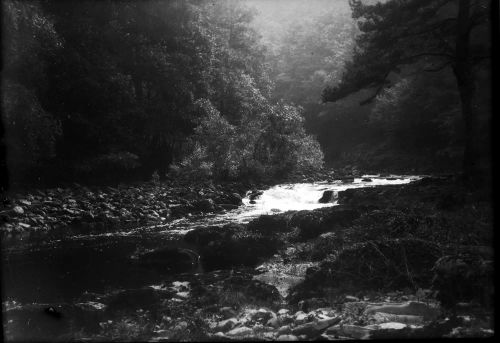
[291,317,340,337]
[199,231,281,270]
[215,318,238,332]
[226,326,253,337]
[318,190,335,203]
[247,214,291,234]
[193,199,215,212]
[365,302,439,321]
[277,334,299,341]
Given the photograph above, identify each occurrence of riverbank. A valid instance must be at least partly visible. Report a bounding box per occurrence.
[2,175,493,340]
[0,168,362,238]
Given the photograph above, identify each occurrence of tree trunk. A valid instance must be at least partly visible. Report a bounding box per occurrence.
[453,0,482,183]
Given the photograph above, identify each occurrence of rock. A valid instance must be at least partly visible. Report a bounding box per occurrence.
[331,324,374,339]
[193,198,215,212]
[198,231,280,270]
[247,214,291,234]
[298,298,329,312]
[219,307,237,319]
[277,334,299,341]
[278,325,292,335]
[318,190,335,203]
[366,322,407,330]
[278,309,290,316]
[249,190,263,201]
[371,312,424,325]
[294,311,309,324]
[344,295,360,302]
[226,326,253,337]
[250,308,273,323]
[229,193,243,205]
[365,301,439,321]
[291,317,340,337]
[267,317,280,328]
[13,206,24,215]
[216,318,238,332]
[219,204,238,211]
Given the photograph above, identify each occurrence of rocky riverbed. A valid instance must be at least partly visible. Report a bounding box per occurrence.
[1,174,494,340]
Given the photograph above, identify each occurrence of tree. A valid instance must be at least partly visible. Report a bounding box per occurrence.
[322,0,491,181]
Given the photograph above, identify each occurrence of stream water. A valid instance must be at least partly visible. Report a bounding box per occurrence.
[2,175,420,338]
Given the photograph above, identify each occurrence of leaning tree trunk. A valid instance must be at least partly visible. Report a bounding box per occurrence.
[453,0,482,183]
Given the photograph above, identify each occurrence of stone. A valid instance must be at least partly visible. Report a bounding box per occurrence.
[277,325,292,335]
[371,312,424,325]
[294,311,309,324]
[277,334,299,341]
[216,318,238,332]
[267,317,280,328]
[226,326,253,337]
[345,295,360,302]
[219,307,237,319]
[278,309,290,316]
[336,325,374,339]
[318,190,335,203]
[365,301,439,321]
[291,317,340,337]
[13,206,24,215]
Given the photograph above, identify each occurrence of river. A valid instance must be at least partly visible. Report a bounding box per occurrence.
[2,174,420,339]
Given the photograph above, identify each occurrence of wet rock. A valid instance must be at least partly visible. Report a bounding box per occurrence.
[278,325,292,335]
[371,312,424,325]
[362,178,373,182]
[219,307,238,319]
[13,206,24,215]
[199,231,281,270]
[228,193,243,205]
[247,214,291,234]
[327,324,374,339]
[266,317,280,328]
[277,334,299,341]
[249,190,263,201]
[226,326,253,337]
[193,198,215,212]
[184,225,235,246]
[291,317,340,337]
[365,301,440,321]
[278,309,290,316]
[294,311,310,324]
[298,298,329,312]
[216,318,238,331]
[318,190,335,203]
[290,206,360,239]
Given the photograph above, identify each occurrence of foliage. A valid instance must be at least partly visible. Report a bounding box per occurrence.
[2,0,323,185]
[321,0,491,179]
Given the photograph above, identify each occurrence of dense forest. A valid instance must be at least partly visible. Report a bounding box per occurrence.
[1,0,492,188]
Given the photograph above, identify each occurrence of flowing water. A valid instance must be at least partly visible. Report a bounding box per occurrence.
[1,175,421,339]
